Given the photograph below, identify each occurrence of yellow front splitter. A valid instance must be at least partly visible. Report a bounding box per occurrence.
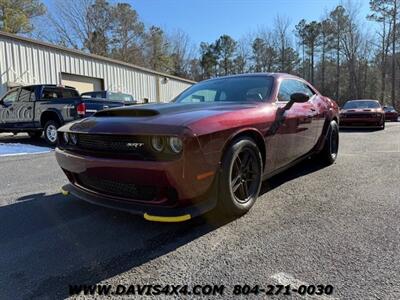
[60,187,69,196]
[143,213,191,223]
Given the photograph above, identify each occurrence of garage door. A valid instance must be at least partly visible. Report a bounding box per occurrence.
[61,73,103,94]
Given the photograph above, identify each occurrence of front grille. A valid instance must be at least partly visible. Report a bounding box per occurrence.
[59,133,180,161]
[77,134,149,154]
[346,113,375,118]
[76,173,158,201]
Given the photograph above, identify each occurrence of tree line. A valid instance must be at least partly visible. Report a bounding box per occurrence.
[0,0,399,108]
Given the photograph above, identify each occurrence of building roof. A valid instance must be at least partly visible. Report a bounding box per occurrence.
[0,31,195,84]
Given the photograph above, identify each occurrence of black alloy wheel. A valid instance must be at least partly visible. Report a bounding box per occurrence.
[318,120,339,165]
[230,148,261,203]
[217,137,262,217]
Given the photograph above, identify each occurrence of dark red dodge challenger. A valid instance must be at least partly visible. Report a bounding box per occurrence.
[339,99,385,129]
[56,73,339,222]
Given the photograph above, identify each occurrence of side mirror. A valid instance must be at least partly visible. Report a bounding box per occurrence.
[283,93,309,111]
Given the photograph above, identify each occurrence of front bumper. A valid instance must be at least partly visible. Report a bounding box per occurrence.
[61,183,217,221]
[55,148,218,219]
[340,115,384,127]
[385,113,398,121]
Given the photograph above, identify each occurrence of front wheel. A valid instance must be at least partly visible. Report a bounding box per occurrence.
[318,120,339,165]
[44,120,60,146]
[216,138,263,217]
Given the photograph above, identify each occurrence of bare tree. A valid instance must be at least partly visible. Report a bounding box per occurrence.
[340,3,363,99]
[274,15,291,72]
[49,0,112,55]
[329,5,348,100]
[168,29,196,77]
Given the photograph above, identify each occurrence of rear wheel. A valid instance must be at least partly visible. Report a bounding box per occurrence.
[216,138,262,217]
[317,120,339,165]
[44,120,60,146]
[28,131,42,139]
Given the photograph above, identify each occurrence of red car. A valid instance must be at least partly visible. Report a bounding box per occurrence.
[383,106,398,122]
[340,100,385,129]
[56,73,339,222]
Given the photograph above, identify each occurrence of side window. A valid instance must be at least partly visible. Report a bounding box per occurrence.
[278,80,315,102]
[2,89,19,105]
[278,80,296,102]
[18,87,35,102]
[62,89,79,98]
[303,83,316,98]
[42,88,62,100]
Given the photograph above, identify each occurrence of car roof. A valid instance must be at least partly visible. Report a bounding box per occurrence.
[200,72,304,82]
[346,99,380,102]
[82,90,131,94]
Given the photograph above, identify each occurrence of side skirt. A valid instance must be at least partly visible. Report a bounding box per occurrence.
[262,150,316,181]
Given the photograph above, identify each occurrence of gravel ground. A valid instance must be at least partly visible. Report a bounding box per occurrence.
[0,123,399,299]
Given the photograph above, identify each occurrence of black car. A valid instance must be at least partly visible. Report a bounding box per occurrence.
[81,90,137,105]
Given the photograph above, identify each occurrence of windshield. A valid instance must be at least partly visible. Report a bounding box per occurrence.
[343,100,381,109]
[109,92,134,102]
[174,76,274,103]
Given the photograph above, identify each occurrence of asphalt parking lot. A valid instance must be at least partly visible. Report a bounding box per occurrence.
[1,123,399,299]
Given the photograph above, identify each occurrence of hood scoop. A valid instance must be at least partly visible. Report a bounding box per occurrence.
[94,109,159,117]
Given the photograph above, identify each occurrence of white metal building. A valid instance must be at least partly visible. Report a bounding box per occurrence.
[0,31,194,102]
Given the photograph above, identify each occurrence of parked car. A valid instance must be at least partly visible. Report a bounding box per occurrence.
[56,73,339,222]
[339,99,385,129]
[383,106,398,122]
[0,84,128,145]
[81,90,136,105]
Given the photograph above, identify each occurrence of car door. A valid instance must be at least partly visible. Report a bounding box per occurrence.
[304,84,326,144]
[288,80,319,157]
[9,86,36,128]
[270,79,315,169]
[0,88,20,129]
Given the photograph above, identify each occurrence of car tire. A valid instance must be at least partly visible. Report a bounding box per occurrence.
[216,137,263,217]
[28,131,42,139]
[43,120,60,146]
[318,120,339,165]
[379,121,385,130]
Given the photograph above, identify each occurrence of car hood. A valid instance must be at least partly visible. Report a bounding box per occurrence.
[65,102,262,135]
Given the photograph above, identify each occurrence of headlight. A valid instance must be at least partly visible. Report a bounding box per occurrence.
[63,132,69,144]
[70,133,78,145]
[151,136,165,152]
[169,137,183,153]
